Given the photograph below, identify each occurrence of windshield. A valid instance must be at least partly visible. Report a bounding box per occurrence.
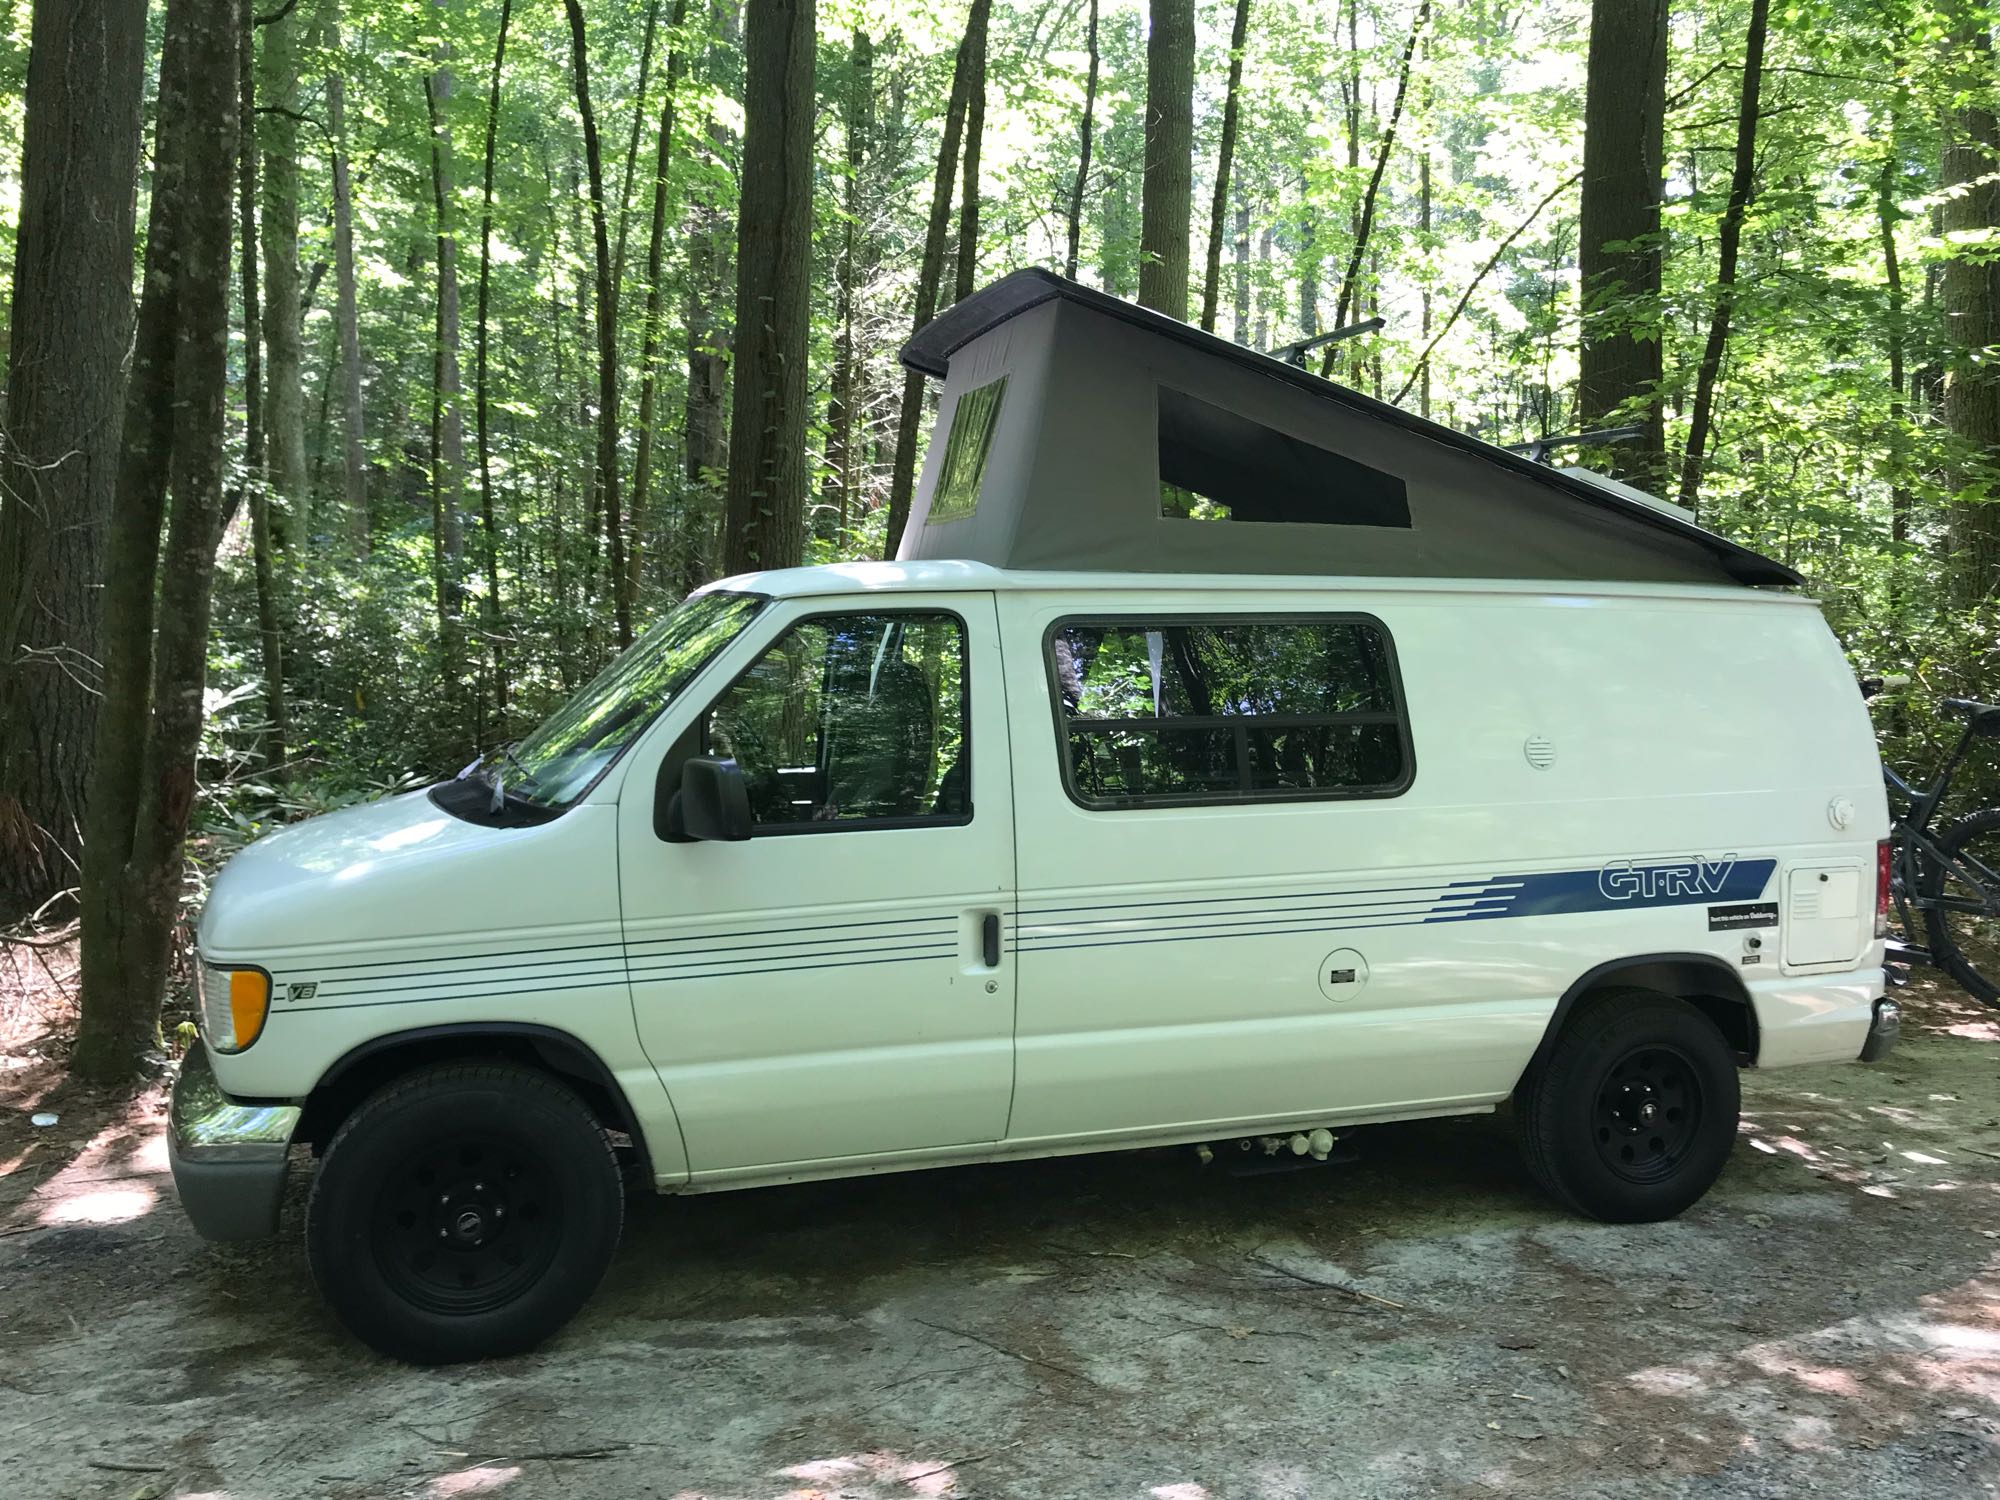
[495,591,765,809]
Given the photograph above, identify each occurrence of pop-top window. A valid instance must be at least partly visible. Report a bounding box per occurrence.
[1049,615,1411,807]
[1157,387,1412,527]
[928,376,1008,523]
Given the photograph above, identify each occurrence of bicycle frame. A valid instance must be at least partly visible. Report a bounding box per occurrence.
[1884,715,2000,964]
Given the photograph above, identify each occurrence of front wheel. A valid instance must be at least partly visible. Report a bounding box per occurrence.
[1923,806,2000,1006]
[306,1062,625,1364]
[1516,990,1740,1223]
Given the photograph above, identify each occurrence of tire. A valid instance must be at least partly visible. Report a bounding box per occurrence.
[1923,806,2000,1007]
[306,1062,624,1364]
[1516,989,1740,1224]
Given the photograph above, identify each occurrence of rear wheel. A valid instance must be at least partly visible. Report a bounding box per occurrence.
[306,1062,624,1364]
[1517,990,1740,1223]
[1923,807,2000,1006]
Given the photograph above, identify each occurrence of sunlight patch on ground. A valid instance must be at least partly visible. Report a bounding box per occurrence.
[780,1450,968,1497]
[38,1183,154,1225]
[1945,1020,2000,1041]
[426,1463,521,1495]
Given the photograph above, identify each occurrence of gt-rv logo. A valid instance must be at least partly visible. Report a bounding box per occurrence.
[1598,857,1737,902]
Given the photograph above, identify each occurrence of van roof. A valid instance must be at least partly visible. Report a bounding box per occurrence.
[890,270,1801,590]
[704,557,1818,607]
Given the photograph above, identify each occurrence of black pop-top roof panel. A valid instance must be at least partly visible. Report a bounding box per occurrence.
[901,269,1801,588]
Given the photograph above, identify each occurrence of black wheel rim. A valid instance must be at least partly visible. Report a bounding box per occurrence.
[372,1133,563,1315]
[1592,1044,1703,1184]
[1937,827,2000,984]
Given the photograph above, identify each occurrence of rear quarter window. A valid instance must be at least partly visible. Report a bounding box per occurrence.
[1046,614,1414,809]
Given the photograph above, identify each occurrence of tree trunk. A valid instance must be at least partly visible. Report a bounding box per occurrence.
[1878,130,1911,557]
[258,0,306,546]
[721,0,815,577]
[955,1,989,304]
[565,0,632,643]
[1199,0,1251,334]
[1321,0,1429,376]
[611,0,665,309]
[1576,0,1669,489]
[680,79,733,595]
[475,0,513,715]
[821,27,872,541]
[1675,0,1768,516]
[1138,0,1194,319]
[1063,0,1099,283]
[629,1,690,595]
[75,0,240,1084]
[424,10,466,703]
[239,0,287,776]
[0,0,147,923]
[1419,137,1433,418]
[326,16,370,551]
[1942,5,2000,604]
[881,0,985,558]
[1231,196,1250,344]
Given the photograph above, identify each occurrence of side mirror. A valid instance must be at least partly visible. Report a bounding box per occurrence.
[658,755,753,842]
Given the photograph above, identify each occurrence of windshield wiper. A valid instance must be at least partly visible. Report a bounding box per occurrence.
[485,742,542,814]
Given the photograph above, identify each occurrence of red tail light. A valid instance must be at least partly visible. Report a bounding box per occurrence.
[1876,839,1892,939]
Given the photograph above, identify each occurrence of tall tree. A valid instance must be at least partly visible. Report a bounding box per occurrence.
[423,4,468,703]
[0,0,148,923]
[75,0,241,1082]
[474,0,514,715]
[1064,0,1112,282]
[1321,0,1430,376]
[630,0,691,591]
[1138,0,1195,319]
[955,0,990,303]
[1676,0,1769,514]
[821,28,874,537]
[565,0,633,643]
[1576,0,1669,488]
[1199,0,1251,333]
[721,0,816,576]
[1941,1,2000,604]
[881,0,986,557]
[258,0,307,540]
[239,0,288,776]
[326,13,370,550]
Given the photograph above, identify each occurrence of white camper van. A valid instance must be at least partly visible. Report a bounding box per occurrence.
[170,272,1894,1363]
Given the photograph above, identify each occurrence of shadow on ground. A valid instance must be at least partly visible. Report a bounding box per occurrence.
[4,976,2000,1499]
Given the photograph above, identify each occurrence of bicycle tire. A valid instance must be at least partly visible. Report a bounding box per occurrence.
[1923,805,2000,1006]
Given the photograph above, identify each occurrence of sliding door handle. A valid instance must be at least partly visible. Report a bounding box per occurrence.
[981,912,1002,968]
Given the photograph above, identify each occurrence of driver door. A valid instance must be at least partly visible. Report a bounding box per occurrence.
[616,595,1016,1177]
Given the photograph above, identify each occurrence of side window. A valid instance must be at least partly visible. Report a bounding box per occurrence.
[704,612,970,829]
[1049,616,1410,807]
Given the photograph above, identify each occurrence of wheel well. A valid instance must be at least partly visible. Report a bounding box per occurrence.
[296,1025,650,1173]
[1530,954,1760,1072]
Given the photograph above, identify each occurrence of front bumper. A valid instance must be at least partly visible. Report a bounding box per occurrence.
[1859,998,1900,1063]
[167,1041,301,1240]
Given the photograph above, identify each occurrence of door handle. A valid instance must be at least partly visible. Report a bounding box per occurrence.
[981,912,1002,968]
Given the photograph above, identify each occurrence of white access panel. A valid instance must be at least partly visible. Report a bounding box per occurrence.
[1784,863,1864,969]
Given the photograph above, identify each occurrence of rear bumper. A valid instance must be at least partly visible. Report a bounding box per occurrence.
[167,1042,300,1241]
[1748,968,1885,1068]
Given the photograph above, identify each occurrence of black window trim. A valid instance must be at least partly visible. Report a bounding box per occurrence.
[1042,609,1417,812]
[680,603,977,838]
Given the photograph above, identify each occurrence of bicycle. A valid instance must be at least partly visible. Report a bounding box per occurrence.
[1865,679,2000,1004]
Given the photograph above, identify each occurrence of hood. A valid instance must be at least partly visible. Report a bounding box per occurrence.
[198,787,620,958]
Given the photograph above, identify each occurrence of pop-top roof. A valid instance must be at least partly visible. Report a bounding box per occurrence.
[896,269,1800,589]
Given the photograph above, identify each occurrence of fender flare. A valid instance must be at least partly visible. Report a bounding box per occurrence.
[298,1022,650,1172]
[1521,951,1758,1081]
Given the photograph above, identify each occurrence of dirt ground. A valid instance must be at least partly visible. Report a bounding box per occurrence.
[5,946,2000,1500]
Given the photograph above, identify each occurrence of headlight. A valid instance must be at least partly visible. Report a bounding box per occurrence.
[195,960,272,1053]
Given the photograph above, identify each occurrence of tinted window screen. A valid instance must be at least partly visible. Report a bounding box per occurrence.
[1158,387,1411,527]
[1051,617,1410,807]
[928,376,1007,522]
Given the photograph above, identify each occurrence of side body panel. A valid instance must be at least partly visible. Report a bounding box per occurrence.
[998,584,1886,1145]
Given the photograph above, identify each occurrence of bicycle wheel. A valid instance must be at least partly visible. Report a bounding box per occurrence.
[1923,806,2000,1006]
